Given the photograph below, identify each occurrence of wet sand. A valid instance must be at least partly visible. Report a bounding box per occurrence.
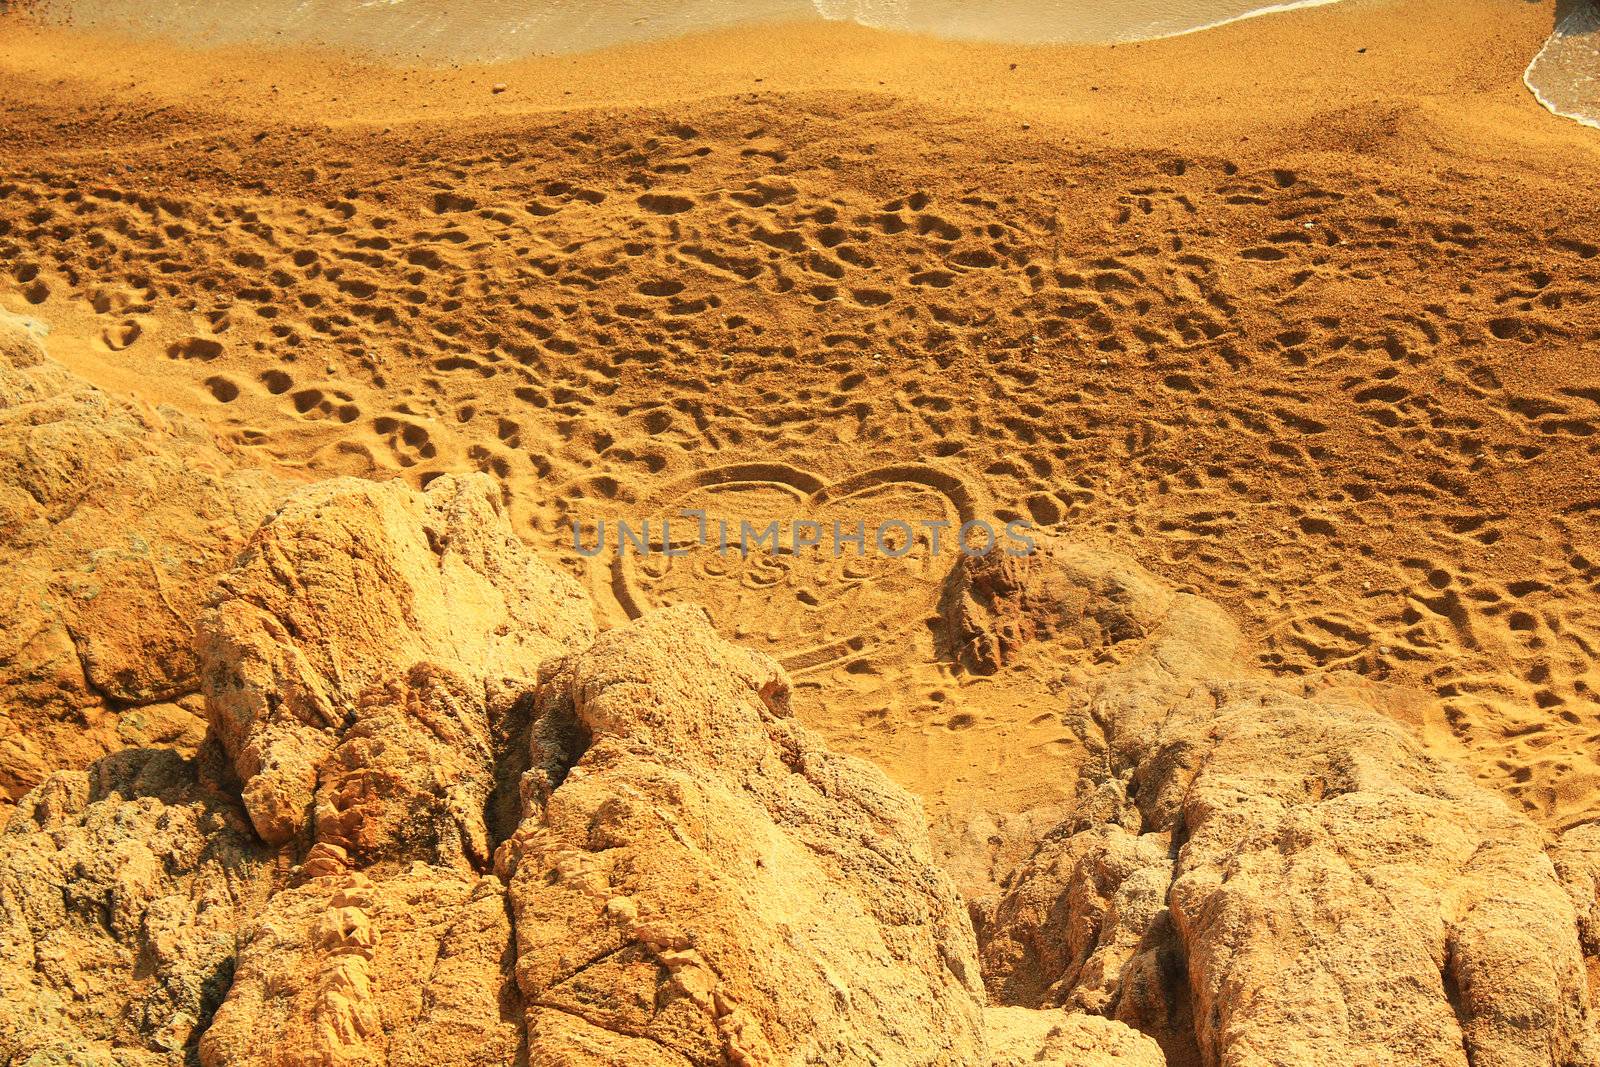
[1527,1,1600,129]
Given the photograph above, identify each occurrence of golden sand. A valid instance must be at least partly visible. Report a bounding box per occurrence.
[1,0,1597,884]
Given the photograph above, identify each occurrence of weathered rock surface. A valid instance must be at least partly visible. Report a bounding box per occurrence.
[977,538,1600,1067]
[948,538,1179,676]
[1555,822,1600,1004]
[199,864,522,1067]
[980,823,1178,1018]
[0,311,280,808]
[501,604,989,1065]
[0,747,268,1065]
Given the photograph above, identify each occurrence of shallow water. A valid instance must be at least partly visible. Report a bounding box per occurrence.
[811,0,1344,44]
[29,0,1344,60]
[1526,3,1600,130]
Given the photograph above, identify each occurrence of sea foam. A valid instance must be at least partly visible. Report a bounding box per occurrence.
[805,0,1345,43]
[1526,3,1600,130]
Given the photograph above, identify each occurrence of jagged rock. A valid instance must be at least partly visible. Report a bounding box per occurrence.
[0,748,268,1065]
[500,604,988,1066]
[0,311,280,808]
[1165,686,1597,1067]
[979,538,1600,1067]
[18,464,994,1067]
[986,1006,1164,1066]
[190,473,593,1066]
[196,473,596,850]
[980,824,1175,1015]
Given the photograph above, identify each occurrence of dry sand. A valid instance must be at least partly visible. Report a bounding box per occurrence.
[1,0,1598,883]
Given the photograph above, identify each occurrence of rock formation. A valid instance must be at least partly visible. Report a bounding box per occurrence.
[194,473,595,852]
[0,311,280,809]
[501,604,987,1065]
[947,538,1177,677]
[3,350,1115,1064]
[2,314,1598,1065]
[194,472,595,1067]
[971,540,1600,1067]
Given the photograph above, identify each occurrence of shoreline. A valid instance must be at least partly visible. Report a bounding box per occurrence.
[1524,2,1600,130]
[1116,0,1348,43]
[13,0,1367,61]
[0,0,1590,156]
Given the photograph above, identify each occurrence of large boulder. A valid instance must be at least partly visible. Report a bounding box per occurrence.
[947,538,1182,676]
[977,538,1600,1067]
[500,604,990,1066]
[195,473,596,851]
[0,311,280,808]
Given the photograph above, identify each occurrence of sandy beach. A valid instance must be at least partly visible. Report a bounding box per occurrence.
[1,1,1599,1062]
[5,0,1596,829]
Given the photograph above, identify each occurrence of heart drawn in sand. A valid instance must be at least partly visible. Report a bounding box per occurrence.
[608,463,989,672]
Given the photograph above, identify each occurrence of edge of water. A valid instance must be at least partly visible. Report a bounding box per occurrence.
[1524,12,1600,131]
